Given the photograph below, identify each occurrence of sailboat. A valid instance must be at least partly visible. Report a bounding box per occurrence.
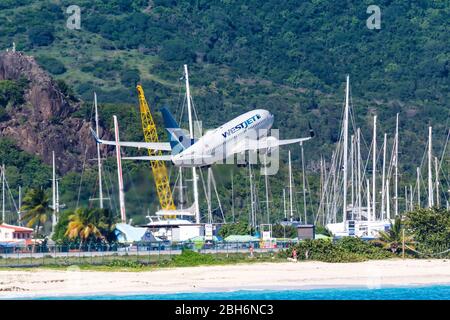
[320,76,392,238]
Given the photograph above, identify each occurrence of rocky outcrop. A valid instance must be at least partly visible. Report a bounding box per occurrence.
[0,51,99,173]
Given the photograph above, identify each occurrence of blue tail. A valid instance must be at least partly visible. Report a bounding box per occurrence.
[161,107,193,155]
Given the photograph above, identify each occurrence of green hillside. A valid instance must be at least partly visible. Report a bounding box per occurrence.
[0,0,449,225]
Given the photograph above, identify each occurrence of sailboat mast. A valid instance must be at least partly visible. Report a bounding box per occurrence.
[386,179,391,219]
[410,184,413,211]
[264,155,270,224]
[300,142,307,224]
[367,178,371,221]
[231,171,235,222]
[179,167,184,209]
[288,150,294,222]
[435,156,439,207]
[94,92,104,209]
[404,186,408,212]
[342,75,350,224]
[184,64,200,223]
[394,113,399,216]
[416,167,421,208]
[350,135,354,220]
[357,128,362,220]
[381,133,387,220]
[1,164,5,223]
[56,179,60,214]
[428,126,434,207]
[52,151,56,233]
[207,168,212,224]
[113,116,126,223]
[18,185,22,224]
[249,163,255,228]
[372,115,377,221]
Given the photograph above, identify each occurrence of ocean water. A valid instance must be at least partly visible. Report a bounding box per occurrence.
[37,285,450,300]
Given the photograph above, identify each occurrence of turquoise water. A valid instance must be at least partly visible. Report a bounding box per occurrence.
[38,285,450,300]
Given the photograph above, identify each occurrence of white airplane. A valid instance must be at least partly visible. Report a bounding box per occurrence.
[91,108,314,167]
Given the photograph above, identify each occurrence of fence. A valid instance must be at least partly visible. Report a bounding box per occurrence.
[0,240,297,267]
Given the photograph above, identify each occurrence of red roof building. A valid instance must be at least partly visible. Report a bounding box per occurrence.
[0,223,34,245]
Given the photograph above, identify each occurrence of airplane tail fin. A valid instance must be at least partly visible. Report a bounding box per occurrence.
[161,107,192,155]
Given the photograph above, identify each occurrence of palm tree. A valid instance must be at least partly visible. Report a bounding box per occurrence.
[20,188,50,237]
[65,208,103,246]
[375,215,415,254]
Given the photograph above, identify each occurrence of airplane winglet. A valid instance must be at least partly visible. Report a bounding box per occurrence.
[90,127,101,144]
[308,121,315,138]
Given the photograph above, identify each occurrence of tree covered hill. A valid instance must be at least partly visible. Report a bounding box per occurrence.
[0,0,449,224]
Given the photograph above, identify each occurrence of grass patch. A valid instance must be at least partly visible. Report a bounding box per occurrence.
[0,250,282,271]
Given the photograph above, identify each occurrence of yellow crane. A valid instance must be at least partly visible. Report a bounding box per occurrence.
[136,85,176,213]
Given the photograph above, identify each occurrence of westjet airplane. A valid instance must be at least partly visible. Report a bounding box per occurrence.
[91,108,314,167]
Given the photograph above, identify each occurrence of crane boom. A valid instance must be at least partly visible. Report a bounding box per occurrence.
[136,85,176,211]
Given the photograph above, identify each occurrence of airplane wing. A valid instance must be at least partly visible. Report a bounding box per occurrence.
[90,128,171,151]
[232,123,314,152]
[122,154,212,161]
[232,136,312,153]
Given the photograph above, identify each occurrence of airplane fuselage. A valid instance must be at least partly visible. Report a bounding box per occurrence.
[173,109,274,167]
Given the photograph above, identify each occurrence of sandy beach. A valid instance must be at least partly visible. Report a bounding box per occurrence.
[1,259,449,298]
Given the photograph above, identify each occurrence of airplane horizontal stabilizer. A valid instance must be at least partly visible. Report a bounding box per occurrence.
[90,127,172,151]
[122,155,173,161]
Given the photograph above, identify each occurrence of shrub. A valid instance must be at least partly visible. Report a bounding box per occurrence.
[36,56,66,75]
[280,238,393,263]
[28,25,54,47]
[120,69,140,87]
[171,249,217,266]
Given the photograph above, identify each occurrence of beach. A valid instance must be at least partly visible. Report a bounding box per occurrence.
[1,259,450,298]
